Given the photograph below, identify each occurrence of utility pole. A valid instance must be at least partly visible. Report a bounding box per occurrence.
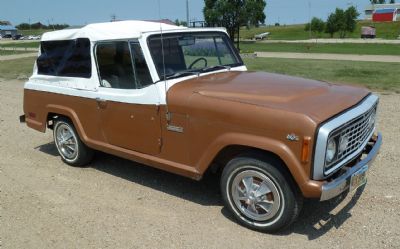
[308,1,312,39]
[186,0,190,27]
[51,18,55,30]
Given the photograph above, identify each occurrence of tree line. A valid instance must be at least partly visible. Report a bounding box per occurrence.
[305,6,360,38]
[15,22,70,30]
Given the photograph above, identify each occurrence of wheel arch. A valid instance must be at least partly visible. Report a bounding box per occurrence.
[210,145,287,173]
[197,133,310,194]
[45,104,89,143]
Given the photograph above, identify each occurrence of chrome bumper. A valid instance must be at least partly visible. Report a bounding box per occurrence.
[320,133,382,201]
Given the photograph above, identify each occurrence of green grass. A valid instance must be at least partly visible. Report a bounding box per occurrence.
[1,56,398,92]
[0,57,35,80]
[240,21,400,40]
[0,50,31,56]
[239,42,400,55]
[244,57,400,92]
[19,29,52,36]
[0,42,40,49]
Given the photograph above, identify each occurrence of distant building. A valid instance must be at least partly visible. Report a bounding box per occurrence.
[0,24,17,37]
[365,3,400,22]
[0,20,12,26]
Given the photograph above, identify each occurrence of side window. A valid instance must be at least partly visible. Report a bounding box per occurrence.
[37,38,91,78]
[96,41,153,89]
[130,42,152,88]
[59,39,92,77]
[96,41,136,89]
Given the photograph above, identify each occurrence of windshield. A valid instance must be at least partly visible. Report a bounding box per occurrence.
[148,32,243,80]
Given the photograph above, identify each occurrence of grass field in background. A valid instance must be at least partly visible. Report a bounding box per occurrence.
[244,57,400,92]
[0,57,35,80]
[240,21,400,40]
[239,42,400,55]
[0,42,40,49]
[14,21,400,40]
[19,29,53,36]
[0,50,31,56]
[0,56,398,92]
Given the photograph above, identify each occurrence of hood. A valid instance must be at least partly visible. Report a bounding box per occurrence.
[170,71,370,123]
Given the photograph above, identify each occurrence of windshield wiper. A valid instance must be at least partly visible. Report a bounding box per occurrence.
[162,66,231,80]
[164,71,200,80]
[201,65,231,73]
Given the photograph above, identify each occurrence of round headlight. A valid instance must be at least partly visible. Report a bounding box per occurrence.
[326,137,337,163]
[339,135,349,154]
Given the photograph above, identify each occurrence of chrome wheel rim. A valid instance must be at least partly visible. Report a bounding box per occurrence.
[55,123,78,160]
[231,170,281,221]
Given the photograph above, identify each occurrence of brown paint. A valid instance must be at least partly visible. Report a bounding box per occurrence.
[23,71,370,198]
[100,101,162,155]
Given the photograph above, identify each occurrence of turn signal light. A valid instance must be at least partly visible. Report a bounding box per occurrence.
[301,136,311,163]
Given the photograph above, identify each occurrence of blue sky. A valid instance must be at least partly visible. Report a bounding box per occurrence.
[2,0,371,26]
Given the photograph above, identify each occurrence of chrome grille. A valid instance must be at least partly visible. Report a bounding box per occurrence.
[325,104,377,170]
[313,94,379,180]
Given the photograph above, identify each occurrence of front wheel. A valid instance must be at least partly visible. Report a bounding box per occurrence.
[221,155,303,233]
[53,117,94,167]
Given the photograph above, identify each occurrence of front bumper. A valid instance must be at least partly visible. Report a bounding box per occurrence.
[320,132,382,201]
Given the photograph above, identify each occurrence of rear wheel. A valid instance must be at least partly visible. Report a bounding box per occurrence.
[53,118,94,167]
[221,155,303,232]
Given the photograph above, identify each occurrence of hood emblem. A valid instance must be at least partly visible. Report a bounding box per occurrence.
[287,133,299,141]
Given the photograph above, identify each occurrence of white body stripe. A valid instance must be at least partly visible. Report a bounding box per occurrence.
[25,66,248,105]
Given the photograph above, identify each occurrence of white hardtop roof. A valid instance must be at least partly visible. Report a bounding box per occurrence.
[41,20,227,42]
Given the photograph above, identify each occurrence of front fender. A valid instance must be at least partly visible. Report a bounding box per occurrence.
[196,132,322,198]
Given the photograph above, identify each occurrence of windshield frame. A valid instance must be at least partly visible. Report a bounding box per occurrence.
[146,31,244,80]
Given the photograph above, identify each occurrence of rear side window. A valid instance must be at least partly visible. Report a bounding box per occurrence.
[96,41,153,89]
[96,41,136,89]
[130,42,152,88]
[37,38,91,78]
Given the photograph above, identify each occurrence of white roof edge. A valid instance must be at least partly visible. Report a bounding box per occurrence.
[41,20,181,42]
[41,20,228,42]
[141,27,228,36]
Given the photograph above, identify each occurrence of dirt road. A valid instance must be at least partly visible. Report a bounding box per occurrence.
[255,52,400,63]
[1,79,399,249]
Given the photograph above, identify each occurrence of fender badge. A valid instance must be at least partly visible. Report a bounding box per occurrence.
[167,125,184,133]
[287,134,299,141]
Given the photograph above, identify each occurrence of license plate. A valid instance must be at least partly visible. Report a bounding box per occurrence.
[350,165,368,192]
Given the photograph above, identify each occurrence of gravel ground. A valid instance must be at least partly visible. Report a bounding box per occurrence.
[0,79,399,249]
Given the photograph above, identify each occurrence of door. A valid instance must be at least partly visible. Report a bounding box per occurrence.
[95,41,162,155]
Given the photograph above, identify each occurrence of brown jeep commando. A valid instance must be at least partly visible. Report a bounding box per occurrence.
[21,21,382,232]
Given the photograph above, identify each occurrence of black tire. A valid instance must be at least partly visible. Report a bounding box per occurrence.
[221,154,303,233]
[53,117,94,167]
